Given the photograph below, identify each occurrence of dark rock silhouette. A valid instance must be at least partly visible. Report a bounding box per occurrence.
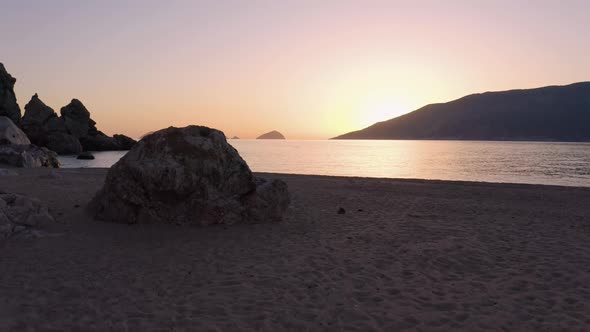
[334,82,590,141]
[77,151,95,160]
[21,96,137,154]
[22,94,82,154]
[0,63,21,124]
[1,64,137,154]
[60,99,95,138]
[257,130,286,139]
[60,99,137,152]
[90,125,290,225]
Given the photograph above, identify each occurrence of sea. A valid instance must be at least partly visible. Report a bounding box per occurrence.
[58,140,590,187]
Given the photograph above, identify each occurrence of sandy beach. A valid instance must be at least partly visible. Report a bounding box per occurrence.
[1,168,590,331]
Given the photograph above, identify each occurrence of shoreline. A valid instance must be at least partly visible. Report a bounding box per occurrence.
[1,168,590,330]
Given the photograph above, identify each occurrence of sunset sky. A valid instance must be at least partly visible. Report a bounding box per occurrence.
[1,0,589,139]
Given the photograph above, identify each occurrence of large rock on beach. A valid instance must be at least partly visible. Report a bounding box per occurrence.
[0,116,30,145]
[90,125,290,225]
[0,63,21,124]
[0,192,54,238]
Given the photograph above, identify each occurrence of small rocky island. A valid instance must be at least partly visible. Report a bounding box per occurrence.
[256,130,286,140]
[0,62,137,167]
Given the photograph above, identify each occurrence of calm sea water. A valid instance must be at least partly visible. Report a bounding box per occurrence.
[58,140,590,187]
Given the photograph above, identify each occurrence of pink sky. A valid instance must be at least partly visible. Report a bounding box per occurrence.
[2,0,589,139]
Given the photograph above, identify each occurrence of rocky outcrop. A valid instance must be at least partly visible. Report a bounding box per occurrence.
[0,63,21,124]
[21,94,82,154]
[21,95,136,154]
[0,64,137,153]
[60,99,95,138]
[0,192,54,239]
[60,99,137,152]
[90,125,290,225]
[0,116,59,168]
[0,116,30,145]
[257,130,286,139]
[0,144,59,168]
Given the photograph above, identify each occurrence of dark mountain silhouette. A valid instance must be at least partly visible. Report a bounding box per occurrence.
[257,130,286,139]
[334,82,590,141]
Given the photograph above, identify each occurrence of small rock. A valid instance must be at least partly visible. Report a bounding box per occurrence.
[0,193,54,238]
[337,207,346,214]
[77,151,95,160]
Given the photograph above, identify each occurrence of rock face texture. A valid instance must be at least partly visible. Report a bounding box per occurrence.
[21,94,82,154]
[0,144,59,168]
[0,192,54,238]
[257,130,286,139]
[0,63,21,124]
[0,116,60,168]
[90,125,290,225]
[0,116,30,145]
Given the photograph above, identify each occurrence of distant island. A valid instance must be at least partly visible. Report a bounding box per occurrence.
[257,130,286,140]
[230,136,240,139]
[334,82,590,141]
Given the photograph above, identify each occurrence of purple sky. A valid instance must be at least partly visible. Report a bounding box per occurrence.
[1,0,589,138]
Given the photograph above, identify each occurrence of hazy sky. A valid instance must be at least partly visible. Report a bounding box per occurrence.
[1,0,589,139]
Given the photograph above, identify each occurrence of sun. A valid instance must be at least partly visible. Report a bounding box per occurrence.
[360,99,407,127]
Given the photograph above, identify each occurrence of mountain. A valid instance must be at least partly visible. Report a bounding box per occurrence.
[257,130,286,139]
[334,82,590,141]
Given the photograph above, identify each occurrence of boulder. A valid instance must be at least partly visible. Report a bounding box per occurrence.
[0,116,30,145]
[89,125,290,225]
[0,63,21,124]
[0,192,54,238]
[21,95,82,154]
[77,151,95,160]
[0,144,60,168]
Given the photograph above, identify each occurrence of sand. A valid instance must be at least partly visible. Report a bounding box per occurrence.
[1,168,590,331]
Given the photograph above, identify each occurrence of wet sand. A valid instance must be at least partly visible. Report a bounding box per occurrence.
[1,168,590,331]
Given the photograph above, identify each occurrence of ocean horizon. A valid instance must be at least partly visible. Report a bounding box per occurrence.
[58,139,590,187]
